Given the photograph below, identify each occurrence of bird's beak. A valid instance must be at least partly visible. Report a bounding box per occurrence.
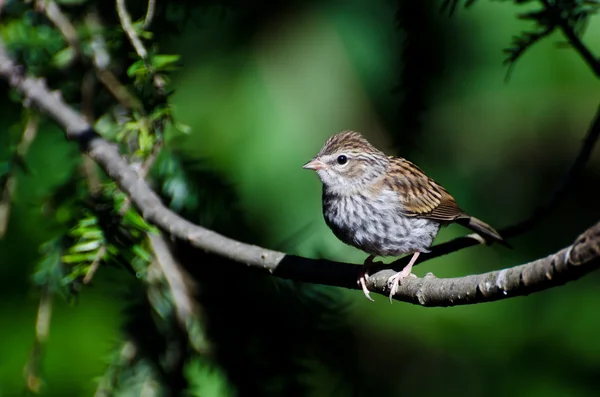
[303,159,326,171]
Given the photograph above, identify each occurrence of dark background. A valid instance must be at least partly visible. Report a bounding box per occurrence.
[1,0,600,395]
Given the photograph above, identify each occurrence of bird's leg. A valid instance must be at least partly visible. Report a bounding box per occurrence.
[358,255,376,301]
[387,251,420,303]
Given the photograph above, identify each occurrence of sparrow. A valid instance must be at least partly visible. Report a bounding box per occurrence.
[303,131,505,301]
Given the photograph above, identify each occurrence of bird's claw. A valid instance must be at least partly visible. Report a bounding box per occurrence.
[387,268,413,303]
[358,270,374,301]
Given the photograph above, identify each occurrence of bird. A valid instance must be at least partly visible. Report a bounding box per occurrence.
[303,130,505,302]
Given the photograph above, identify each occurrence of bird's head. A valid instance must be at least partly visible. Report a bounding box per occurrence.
[303,131,389,193]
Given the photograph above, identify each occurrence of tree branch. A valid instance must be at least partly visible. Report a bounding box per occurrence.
[115,0,165,92]
[116,0,147,59]
[1,39,599,306]
[35,0,82,63]
[143,0,156,29]
[397,99,600,268]
[24,283,53,393]
[384,221,600,305]
[540,0,600,78]
[401,0,600,268]
[147,233,198,328]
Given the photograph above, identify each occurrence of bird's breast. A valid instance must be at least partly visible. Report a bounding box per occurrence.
[322,190,440,257]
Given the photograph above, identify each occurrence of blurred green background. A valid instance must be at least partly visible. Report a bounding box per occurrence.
[1,0,600,396]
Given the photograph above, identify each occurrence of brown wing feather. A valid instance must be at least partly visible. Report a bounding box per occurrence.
[386,157,466,222]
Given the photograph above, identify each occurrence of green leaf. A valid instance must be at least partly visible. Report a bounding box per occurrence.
[62,252,100,264]
[33,238,73,298]
[175,122,191,134]
[81,229,105,239]
[94,113,120,139]
[151,54,180,71]
[132,244,153,262]
[76,216,98,228]
[127,60,147,77]
[68,240,103,253]
[52,46,75,68]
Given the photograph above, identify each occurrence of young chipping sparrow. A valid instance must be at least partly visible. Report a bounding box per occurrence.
[303,131,504,301]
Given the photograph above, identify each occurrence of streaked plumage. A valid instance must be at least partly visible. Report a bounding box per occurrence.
[303,130,504,301]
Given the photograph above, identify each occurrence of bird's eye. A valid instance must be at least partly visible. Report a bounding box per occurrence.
[336,155,348,165]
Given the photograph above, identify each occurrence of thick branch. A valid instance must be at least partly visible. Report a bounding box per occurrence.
[383,221,600,305]
[1,39,600,306]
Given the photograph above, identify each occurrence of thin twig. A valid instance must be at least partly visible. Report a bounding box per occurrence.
[116,0,165,92]
[540,0,600,78]
[96,69,143,110]
[80,156,102,196]
[148,234,197,327]
[1,39,600,306]
[0,114,39,238]
[143,0,156,29]
[116,0,147,59]
[120,140,162,214]
[129,139,200,333]
[138,140,162,180]
[93,340,137,397]
[0,0,7,19]
[38,2,143,111]
[24,284,53,393]
[83,245,107,284]
[0,176,17,238]
[86,11,143,110]
[35,0,81,63]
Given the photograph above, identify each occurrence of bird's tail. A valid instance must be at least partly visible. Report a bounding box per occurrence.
[458,216,509,247]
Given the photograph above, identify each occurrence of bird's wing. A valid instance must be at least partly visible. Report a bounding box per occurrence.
[386,157,466,222]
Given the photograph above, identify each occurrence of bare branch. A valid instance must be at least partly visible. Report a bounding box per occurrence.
[116,0,147,59]
[37,2,143,111]
[96,68,143,111]
[540,0,600,78]
[85,11,144,110]
[138,140,162,180]
[1,38,599,306]
[143,0,156,29]
[0,0,7,19]
[115,0,165,92]
[24,284,53,393]
[35,0,81,62]
[93,340,137,397]
[120,140,162,214]
[147,234,198,328]
[83,245,107,284]
[383,221,600,305]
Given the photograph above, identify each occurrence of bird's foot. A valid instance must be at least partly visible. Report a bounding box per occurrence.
[387,267,413,303]
[358,270,373,301]
[357,255,379,301]
[387,251,421,303]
